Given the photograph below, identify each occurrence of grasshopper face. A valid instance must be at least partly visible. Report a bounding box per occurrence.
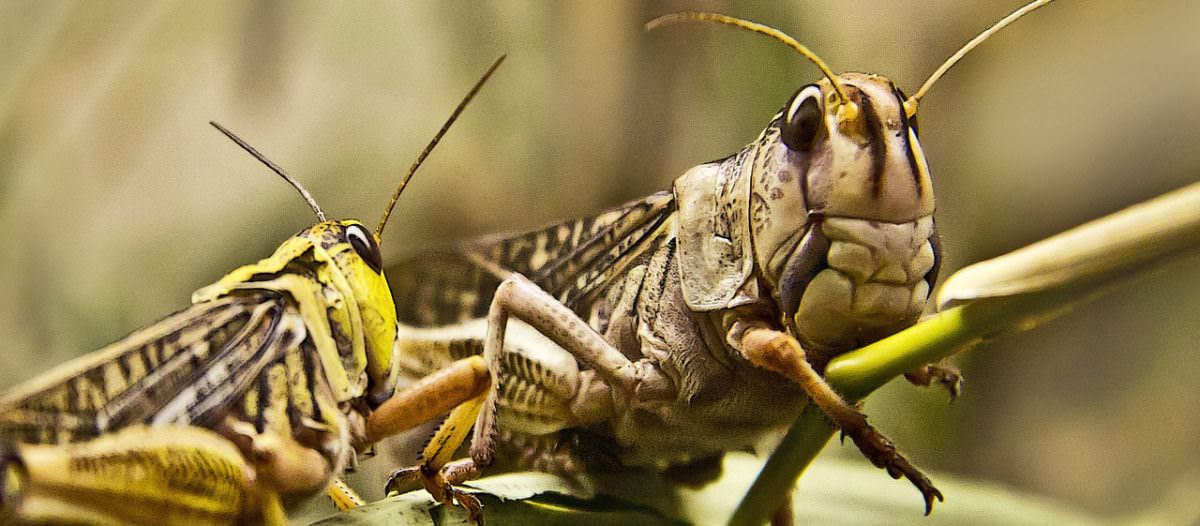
[192,219,400,407]
[795,74,935,223]
[675,73,938,353]
[751,73,939,354]
[312,221,401,407]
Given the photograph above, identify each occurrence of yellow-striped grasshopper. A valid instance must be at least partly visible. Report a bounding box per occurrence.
[377,1,1059,521]
[0,57,503,525]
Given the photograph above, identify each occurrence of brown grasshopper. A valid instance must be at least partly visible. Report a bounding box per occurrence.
[376,1,1062,522]
[0,58,503,525]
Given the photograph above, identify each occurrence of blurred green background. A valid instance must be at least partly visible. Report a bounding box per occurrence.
[2,0,1198,522]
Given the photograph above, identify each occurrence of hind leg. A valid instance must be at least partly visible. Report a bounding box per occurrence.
[0,425,281,526]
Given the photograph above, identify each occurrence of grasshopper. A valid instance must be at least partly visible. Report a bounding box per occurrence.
[378,1,1060,522]
[0,57,503,525]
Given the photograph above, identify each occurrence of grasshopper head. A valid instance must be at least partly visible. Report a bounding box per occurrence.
[673,73,933,312]
[747,74,939,352]
[752,73,935,285]
[674,73,939,355]
[191,220,400,406]
[315,220,400,407]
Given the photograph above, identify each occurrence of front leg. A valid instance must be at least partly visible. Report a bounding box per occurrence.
[737,326,944,514]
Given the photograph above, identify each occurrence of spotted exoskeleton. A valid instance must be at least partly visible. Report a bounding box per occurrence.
[376,3,1059,522]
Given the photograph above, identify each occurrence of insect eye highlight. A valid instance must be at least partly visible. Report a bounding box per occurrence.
[782,85,825,151]
[346,224,383,273]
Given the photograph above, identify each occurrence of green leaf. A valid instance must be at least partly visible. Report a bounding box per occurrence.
[309,471,683,526]
[309,455,1099,525]
[938,181,1200,306]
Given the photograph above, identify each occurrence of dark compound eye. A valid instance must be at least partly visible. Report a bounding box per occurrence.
[346,223,383,273]
[781,84,825,151]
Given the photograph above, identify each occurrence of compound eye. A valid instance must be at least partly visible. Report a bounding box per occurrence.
[781,84,825,152]
[346,223,383,273]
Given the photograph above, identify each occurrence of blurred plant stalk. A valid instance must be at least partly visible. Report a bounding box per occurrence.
[732,180,1200,526]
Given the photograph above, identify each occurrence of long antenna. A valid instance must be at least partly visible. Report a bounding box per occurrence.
[375,54,507,239]
[906,0,1059,116]
[646,12,858,121]
[210,121,327,222]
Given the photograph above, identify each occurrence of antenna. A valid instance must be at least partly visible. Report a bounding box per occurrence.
[906,0,1059,116]
[646,12,859,121]
[210,121,327,222]
[375,54,507,239]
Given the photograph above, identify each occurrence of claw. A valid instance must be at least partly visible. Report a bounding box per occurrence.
[447,486,484,524]
[921,483,945,515]
[905,363,964,401]
[384,466,422,496]
[386,462,485,524]
[843,422,943,515]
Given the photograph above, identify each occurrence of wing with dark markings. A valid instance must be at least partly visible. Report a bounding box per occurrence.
[521,191,674,308]
[389,191,676,327]
[0,292,301,444]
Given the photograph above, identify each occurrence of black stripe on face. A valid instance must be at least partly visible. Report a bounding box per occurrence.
[893,86,924,194]
[857,89,888,198]
[301,340,323,421]
[255,370,270,433]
